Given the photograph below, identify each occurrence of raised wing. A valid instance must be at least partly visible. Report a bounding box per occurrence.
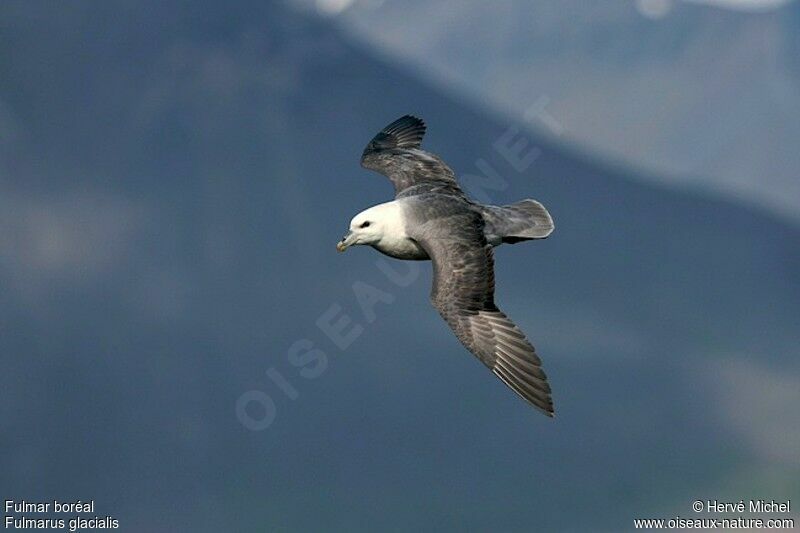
[410,207,554,416]
[361,115,462,197]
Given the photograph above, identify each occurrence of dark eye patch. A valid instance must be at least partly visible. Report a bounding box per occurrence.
[360,221,371,228]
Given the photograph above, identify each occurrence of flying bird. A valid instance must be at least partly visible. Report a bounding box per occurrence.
[337,115,556,416]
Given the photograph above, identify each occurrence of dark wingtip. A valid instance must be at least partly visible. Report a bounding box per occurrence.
[534,403,555,418]
[363,115,426,157]
[383,114,426,144]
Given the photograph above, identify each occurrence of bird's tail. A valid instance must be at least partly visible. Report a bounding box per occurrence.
[481,199,554,244]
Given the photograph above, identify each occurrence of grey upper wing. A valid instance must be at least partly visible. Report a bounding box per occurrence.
[360,115,463,197]
[410,208,554,416]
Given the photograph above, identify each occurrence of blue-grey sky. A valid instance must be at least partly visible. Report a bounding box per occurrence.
[1,2,798,531]
[325,0,800,224]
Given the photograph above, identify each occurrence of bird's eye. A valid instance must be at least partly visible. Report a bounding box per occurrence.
[360,221,371,228]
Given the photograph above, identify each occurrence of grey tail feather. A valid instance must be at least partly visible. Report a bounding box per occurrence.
[481,199,554,244]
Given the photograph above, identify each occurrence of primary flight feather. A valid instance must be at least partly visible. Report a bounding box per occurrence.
[338,115,556,417]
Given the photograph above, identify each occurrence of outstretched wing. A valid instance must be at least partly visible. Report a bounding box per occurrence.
[361,115,462,197]
[410,208,554,416]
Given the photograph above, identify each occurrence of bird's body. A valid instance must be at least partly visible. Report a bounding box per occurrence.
[338,115,556,416]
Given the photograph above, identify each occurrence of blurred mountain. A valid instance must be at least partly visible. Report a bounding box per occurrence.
[0,1,798,532]
[310,0,800,225]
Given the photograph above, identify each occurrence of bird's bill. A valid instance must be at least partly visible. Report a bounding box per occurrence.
[336,231,355,252]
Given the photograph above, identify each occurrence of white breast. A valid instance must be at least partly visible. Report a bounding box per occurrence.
[369,200,429,260]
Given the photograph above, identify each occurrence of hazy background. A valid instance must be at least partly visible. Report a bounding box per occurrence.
[1,1,798,531]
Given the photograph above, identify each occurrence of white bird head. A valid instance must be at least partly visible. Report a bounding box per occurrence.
[336,202,399,252]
